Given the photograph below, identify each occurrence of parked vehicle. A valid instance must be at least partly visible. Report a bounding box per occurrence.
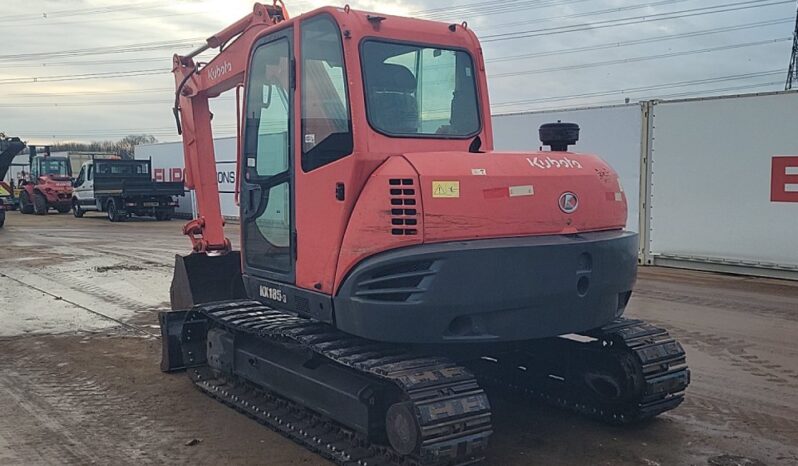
[19,146,73,215]
[72,159,183,221]
[0,182,20,211]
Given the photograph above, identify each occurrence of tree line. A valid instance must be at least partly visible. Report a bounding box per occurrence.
[48,135,158,159]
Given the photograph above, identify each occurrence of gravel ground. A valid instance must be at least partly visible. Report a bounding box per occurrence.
[1,211,796,465]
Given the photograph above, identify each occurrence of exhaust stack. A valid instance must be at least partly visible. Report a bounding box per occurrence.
[539,121,580,152]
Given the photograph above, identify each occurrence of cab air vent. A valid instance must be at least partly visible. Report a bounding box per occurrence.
[389,178,418,236]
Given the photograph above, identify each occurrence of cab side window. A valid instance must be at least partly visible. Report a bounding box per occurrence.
[300,15,353,172]
[75,167,85,186]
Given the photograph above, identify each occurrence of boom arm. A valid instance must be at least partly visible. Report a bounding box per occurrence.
[172,1,288,253]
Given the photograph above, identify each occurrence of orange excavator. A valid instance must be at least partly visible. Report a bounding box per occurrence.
[160,3,689,464]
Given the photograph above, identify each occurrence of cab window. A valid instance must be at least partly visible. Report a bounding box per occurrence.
[361,41,480,137]
[301,15,352,171]
[75,167,86,186]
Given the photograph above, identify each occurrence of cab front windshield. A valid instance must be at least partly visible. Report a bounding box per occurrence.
[361,41,480,137]
[38,159,69,176]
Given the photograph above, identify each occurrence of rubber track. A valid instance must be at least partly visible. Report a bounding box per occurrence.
[184,301,493,466]
[476,318,690,424]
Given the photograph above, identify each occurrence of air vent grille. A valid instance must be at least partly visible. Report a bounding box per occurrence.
[389,178,418,236]
[354,260,436,302]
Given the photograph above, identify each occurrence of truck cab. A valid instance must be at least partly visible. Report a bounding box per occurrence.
[72,159,184,222]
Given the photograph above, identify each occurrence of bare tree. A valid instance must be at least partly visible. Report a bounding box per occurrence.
[49,134,158,159]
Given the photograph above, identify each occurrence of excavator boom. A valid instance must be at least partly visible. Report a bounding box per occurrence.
[171,1,288,254]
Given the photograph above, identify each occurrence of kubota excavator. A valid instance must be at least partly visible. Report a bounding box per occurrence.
[160,3,689,464]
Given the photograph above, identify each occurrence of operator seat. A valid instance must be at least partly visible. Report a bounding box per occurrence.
[367,63,418,134]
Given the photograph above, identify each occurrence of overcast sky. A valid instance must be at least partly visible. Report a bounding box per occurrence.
[1,0,795,144]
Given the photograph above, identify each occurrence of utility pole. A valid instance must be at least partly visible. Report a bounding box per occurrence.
[787,2,798,90]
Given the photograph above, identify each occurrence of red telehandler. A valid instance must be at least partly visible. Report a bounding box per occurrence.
[18,146,73,215]
[160,4,689,464]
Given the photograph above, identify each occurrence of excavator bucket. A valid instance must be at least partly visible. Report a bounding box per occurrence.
[169,251,247,309]
[160,252,247,372]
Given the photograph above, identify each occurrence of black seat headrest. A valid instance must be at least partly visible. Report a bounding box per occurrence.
[369,63,416,92]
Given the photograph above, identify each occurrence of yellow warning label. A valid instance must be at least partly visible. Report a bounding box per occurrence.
[432,181,460,198]
[0,186,9,196]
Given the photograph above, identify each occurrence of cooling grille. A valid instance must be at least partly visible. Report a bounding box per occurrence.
[389,178,418,236]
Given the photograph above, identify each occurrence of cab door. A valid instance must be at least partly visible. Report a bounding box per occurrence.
[74,164,95,208]
[240,28,295,286]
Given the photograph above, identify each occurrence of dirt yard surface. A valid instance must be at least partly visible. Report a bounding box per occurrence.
[1,212,796,466]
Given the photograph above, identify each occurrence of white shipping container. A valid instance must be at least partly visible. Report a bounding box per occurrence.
[135,137,239,219]
[645,91,798,276]
[492,104,643,232]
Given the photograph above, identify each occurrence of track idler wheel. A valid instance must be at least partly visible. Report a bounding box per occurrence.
[385,401,421,456]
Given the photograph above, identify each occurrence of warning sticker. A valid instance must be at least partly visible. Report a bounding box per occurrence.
[432,181,460,198]
[509,185,534,197]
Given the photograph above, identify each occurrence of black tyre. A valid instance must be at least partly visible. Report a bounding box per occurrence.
[72,200,85,218]
[19,191,33,214]
[0,210,5,228]
[154,210,172,221]
[33,192,48,215]
[107,199,124,222]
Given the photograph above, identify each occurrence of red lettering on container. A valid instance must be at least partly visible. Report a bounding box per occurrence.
[771,156,798,202]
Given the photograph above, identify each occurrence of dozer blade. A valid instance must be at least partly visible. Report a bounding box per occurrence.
[160,252,247,372]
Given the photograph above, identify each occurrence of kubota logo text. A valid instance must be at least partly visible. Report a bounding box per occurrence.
[207,61,232,81]
[527,156,583,169]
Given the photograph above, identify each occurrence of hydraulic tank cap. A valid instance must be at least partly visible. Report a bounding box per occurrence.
[539,121,579,151]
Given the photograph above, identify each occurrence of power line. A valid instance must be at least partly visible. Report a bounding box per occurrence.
[481,0,794,42]
[417,0,595,21]
[0,2,163,22]
[0,69,169,85]
[491,37,792,78]
[495,80,784,113]
[6,88,174,98]
[0,97,236,108]
[491,69,785,108]
[477,0,691,33]
[2,57,174,69]
[0,38,203,62]
[11,17,788,72]
[4,37,786,88]
[487,18,792,63]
